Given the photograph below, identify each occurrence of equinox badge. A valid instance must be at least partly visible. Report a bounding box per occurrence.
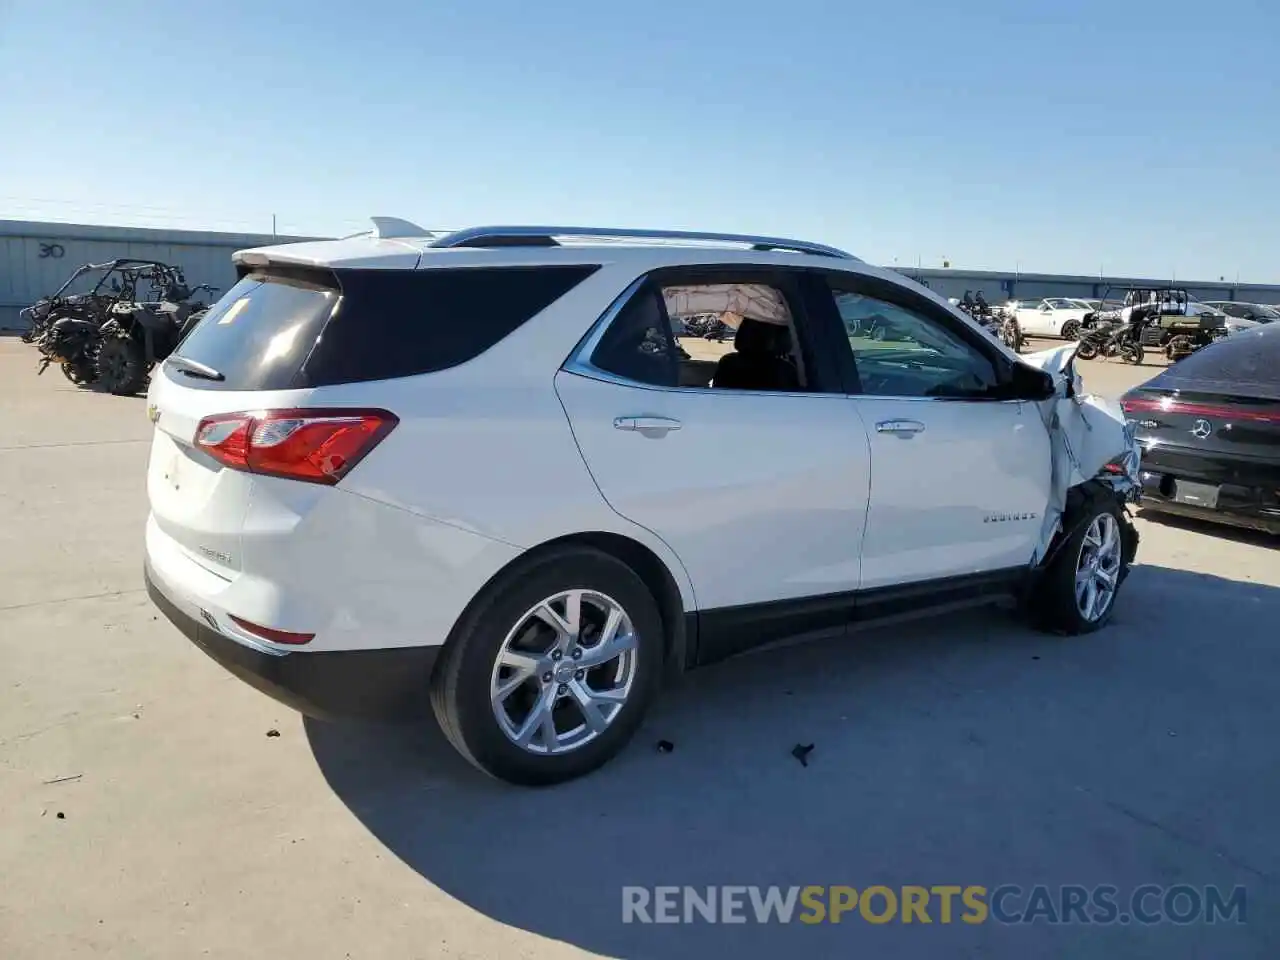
[984,512,1038,524]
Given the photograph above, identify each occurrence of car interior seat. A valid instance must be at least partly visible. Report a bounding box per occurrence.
[712,318,801,391]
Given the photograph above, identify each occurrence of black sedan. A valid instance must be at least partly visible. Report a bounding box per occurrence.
[1121,323,1280,534]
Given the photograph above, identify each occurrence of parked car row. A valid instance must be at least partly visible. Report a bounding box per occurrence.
[996,294,1277,343]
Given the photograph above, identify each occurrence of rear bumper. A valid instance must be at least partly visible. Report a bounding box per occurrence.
[145,560,439,721]
[1136,444,1280,535]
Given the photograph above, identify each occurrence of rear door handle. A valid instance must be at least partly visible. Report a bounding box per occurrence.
[613,416,683,434]
[875,419,925,436]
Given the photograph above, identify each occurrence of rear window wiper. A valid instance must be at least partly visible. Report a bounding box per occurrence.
[167,356,225,382]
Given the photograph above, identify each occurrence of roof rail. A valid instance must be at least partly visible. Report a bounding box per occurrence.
[427,225,858,260]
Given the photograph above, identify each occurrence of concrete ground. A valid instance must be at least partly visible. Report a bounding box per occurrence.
[1,334,1277,959]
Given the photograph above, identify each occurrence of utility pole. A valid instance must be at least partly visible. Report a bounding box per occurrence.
[272,214,278,238]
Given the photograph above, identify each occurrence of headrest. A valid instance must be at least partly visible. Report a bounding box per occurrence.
[735,317,791,356]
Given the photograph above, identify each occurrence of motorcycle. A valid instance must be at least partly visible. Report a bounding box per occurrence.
[35,316,105,383]
[998,313,1025,353]
[679,314,732,342]
[962,301,1022,351]
[1074,315,1146,364]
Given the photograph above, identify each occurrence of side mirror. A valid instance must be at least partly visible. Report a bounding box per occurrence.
[1007,361,1056,401]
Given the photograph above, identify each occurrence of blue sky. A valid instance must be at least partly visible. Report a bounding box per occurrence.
[1,0,1277,279]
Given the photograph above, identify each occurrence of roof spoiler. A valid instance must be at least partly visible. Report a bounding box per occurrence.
[369,216,433,239]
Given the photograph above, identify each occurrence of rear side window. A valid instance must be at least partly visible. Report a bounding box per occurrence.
[589,285,678,387]
[170,265,598,390]
[1161,328,1280,386]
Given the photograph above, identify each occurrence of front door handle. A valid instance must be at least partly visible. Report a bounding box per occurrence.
[614,416,683,434]
[875,419,925,436]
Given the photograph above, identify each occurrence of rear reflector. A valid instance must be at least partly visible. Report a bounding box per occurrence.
[1121,396,1280,424]
[228,614,314,646]
[195,408,398,485]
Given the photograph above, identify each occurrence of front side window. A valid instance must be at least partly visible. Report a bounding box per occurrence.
[832,286,1000,398]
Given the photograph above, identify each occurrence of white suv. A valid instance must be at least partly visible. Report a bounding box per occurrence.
[144,222,1141,785]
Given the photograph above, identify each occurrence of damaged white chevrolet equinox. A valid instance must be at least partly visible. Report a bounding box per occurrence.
[144,221,1141,785]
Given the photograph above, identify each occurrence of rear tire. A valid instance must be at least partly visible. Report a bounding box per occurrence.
[1121,342,1144,365]
[1075,338,1099,360]
[96,337,148,395]
[1030,489,1135,635]
[430,547,665,786]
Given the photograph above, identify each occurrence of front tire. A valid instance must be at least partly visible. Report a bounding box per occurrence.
[96,337,148,395]
[1031,490,1134,634]
[1075,338,1099,360]
[1060,319,1081,341]
[430,547,665,786]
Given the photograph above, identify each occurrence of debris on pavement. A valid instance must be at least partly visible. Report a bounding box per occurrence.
[266,729,281,738]
[791,743,815,767]
[42,774,83,785]
[655,740,674,754]
[55,811,65,820]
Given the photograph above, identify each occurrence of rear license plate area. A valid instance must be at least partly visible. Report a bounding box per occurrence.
[1174,479,1219,509]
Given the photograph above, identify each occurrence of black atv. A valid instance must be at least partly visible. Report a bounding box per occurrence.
[30,260,156,383]
[29,260,213,389]
[96,277,217,395]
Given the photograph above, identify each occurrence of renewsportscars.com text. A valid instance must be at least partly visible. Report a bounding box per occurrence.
[621,884,1247,926]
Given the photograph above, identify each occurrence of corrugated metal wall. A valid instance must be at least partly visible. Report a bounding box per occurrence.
[4,218,1279,330]
[0,220,315,330]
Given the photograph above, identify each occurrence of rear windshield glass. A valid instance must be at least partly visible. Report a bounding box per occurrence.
[1160,328,1280,386]
[172,272,339,391]
[170,264,599,391]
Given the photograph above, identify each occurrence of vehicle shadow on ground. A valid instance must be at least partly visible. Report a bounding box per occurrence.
[306,564,1280,959]
[1139,508,1279,549]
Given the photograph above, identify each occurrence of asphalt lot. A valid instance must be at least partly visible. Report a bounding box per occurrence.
[1,334,1277,959]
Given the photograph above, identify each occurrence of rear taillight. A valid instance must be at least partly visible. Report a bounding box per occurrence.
[195,409,398,485]
[1121,396,1280,424]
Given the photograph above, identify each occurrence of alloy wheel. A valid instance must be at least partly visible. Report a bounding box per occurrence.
[1075,513,1122,621]
[489,589,639,755]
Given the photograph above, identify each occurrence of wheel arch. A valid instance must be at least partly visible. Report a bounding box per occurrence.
[441,531,695,681]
